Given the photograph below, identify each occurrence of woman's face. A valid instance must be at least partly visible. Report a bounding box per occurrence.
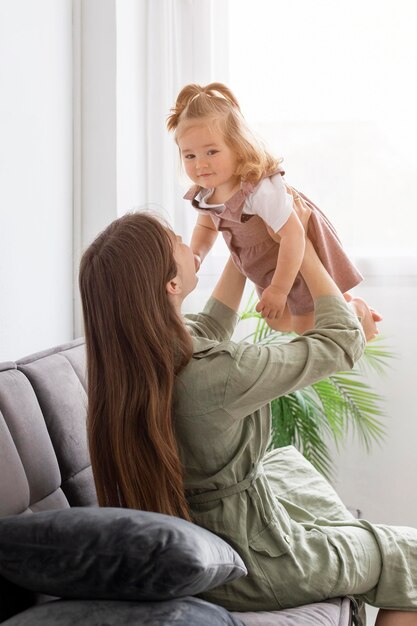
[172,234,198,297]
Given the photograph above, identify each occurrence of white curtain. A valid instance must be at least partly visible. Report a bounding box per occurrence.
[73,0,229,336]
[116,0,229,239]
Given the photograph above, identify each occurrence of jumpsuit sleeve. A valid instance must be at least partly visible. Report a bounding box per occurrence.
[185,296,240,342]
[223,295,365,419]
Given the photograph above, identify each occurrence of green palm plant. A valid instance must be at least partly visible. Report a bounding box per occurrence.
[240,291,393,479]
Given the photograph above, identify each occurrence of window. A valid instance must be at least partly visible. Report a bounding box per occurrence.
[227,0,417,257]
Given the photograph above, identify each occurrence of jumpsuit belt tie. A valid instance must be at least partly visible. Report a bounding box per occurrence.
[186,463,265,504]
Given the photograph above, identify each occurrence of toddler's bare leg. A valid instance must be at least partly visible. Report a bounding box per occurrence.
[376,610,417,625]
[265,306,314,334]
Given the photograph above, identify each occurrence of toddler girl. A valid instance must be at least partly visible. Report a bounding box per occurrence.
[167,82,365,333]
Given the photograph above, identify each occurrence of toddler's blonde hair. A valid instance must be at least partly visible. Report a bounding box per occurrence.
[167,82,281,185]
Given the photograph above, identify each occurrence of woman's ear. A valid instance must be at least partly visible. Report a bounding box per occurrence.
[166,277,182,296]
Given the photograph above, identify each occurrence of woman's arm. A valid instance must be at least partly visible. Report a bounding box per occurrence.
[224,295,366,420]
[300,238,344,299]
[222,241,381,419]
[184,257,246,343]
[212,256,246,313]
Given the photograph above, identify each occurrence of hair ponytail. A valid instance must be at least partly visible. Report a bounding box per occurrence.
[167,83,203,131]
[203,82,241,109]
[79,212,193,520]
[167,82,241,132]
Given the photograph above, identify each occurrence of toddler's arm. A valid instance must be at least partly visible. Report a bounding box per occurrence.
[190,214,218,270]
[257,210,306,319]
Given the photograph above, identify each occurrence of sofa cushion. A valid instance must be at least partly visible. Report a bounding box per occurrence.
[0,338,95,517]
[232,597,353,625]
[0,507,247,602]
[0,366,65,517]
[16,339,96,508]
[1,597,245,626]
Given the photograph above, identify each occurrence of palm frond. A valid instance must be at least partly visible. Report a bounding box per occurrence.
[269,392,334,478]
[322,374,386,450]
[356,335,397,376]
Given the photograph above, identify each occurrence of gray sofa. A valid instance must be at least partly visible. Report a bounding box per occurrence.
[0,338,363,625]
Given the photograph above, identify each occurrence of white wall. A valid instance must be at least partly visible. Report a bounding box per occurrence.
[0,0,73,361]
[72,0,118,337]
[229,0,417,257]
[79,0,117,248]
[116,0,146,217]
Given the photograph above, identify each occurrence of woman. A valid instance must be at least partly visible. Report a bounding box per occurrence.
[79,211,417,626]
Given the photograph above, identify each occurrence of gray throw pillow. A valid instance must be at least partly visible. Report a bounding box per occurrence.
[1,597,246,626]
[0,507,246,601]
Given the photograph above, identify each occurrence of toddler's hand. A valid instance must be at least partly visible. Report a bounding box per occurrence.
[256,285,288,320]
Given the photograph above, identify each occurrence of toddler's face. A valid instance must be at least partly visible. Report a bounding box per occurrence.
[178,124,239,193]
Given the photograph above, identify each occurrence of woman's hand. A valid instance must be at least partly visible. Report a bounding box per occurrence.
[344,293,383,342]
[292,194,311,232]
[193,253,202,272]
[211,256,246,312]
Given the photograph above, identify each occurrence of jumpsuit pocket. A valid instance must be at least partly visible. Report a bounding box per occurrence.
[249,518,291,557]
[248,518,292,609]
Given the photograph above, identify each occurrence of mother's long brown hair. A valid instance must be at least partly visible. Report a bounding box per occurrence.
[79,212,192,519]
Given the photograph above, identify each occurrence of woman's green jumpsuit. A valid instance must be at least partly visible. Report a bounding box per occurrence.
[173,295,417,612]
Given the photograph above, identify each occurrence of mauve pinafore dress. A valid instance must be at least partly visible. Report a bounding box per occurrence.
[184,170,363,315]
